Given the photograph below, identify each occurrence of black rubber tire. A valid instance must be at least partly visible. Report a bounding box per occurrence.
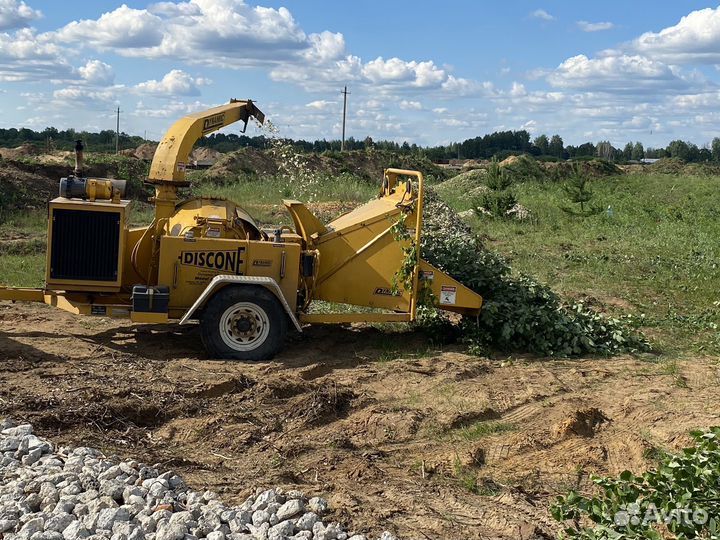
[200,286,288,361]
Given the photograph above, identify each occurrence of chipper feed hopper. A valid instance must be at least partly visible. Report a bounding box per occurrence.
[0,100,482,360]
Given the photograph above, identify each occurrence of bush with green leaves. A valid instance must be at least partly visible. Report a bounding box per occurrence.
[419,188,649,356]
[552,428,720,539]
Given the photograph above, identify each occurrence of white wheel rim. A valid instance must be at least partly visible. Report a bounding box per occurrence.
[219,301,271,352]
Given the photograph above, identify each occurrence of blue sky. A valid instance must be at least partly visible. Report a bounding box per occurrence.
[1,1,720,148]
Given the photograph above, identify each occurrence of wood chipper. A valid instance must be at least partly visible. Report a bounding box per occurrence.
[0,100,482,360]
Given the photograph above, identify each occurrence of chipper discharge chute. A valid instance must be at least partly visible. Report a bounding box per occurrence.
[0,101,482,361]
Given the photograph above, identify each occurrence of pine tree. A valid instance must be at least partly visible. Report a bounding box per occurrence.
[560,163,602,217]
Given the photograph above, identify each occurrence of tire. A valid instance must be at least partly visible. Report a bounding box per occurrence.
[200,286,288,361]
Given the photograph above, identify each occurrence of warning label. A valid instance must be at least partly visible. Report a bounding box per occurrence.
[439,285,457,305]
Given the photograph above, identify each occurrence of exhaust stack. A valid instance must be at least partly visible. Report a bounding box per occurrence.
[74,140,84,175]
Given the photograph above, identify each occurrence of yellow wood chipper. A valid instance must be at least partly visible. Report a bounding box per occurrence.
[0,100,482,360]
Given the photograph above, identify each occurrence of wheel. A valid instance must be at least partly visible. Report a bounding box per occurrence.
[200,286,288,361]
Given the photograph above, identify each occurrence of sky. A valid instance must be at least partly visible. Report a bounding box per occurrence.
[1,0,720,149]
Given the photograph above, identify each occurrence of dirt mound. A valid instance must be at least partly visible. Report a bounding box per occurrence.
[206,147,279,181]
[204,148,449,183]
[540,159,622,180]
[499,155,546,181]
[130,143,158,160]
[191,146,222,163]
[0,143,42,160]
[647,158,720,176]
[435,169,489,199]
[552,408,609,439]
[500,155,522,167]
[0,161,58,217]
[462,159,484,170]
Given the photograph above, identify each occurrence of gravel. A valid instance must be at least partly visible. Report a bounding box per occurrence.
[0,419,398,540]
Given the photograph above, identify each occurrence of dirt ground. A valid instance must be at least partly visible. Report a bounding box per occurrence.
[1,302,718,539]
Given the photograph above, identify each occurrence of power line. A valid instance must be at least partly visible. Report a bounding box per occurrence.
[115,106,120,154]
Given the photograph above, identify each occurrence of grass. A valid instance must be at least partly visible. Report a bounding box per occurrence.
[0,254,45,287]
[457,421,515,441]
[0,209,48,235]
[459,172,720,355]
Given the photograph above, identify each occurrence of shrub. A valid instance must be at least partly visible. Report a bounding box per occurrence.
[475,190,517,218]
[552,428,720,539]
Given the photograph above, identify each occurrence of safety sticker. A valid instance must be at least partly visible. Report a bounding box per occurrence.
[439,285,457,305]
[176,162,186,171]
[420,270,434,281]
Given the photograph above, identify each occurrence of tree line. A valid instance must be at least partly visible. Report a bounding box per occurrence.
[1,125,720,164]
[0,127,145,153]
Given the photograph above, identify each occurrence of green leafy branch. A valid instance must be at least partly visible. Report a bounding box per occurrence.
[552,428,720,539]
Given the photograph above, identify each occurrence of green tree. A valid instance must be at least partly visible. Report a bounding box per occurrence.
[712,137,720,162]
[473,158,516,218]
[667,139,691,161]
[560,163,602,217]
[631,141,644,161]
[596,141,614,161]
[622,142,633,161]
[533,134,549,155]
[549,134,564,158]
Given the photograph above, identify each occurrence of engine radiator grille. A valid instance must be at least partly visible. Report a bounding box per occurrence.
[50,209,121,282]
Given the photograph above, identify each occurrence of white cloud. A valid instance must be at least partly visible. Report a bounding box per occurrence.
[53,86,120,107]
[547,54,687,92]
[362,57,445,88]
[0,0,40,31]
[134,69,209,96]
[362,99,384,110]
[132,100,209,118]
[633,6,720,64]
[78,60,115,86]
[399,100,422,110]
[510,82,527,97]
[302,31,345,63]
[56,5,163,48]
[577,21,615,32]
[0,28,73,82]
[440,118,470,128]
[531,9,554,21]
[441,76,493,97]
[432,107,448,114]
[305,100,336,110]
[54,0,307,66]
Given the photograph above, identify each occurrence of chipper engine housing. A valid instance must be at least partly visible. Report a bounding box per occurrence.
[0,100,483,361]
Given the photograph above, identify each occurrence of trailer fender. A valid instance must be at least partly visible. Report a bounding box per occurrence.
[179,275,302,332]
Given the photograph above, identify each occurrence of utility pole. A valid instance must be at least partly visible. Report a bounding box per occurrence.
[115,106,120,154]
[341,86,350,151]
